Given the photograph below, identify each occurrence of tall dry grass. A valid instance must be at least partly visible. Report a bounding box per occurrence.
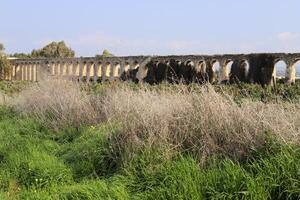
[102,85,300,161]
[12,79,102,131]
[11,79,300,161]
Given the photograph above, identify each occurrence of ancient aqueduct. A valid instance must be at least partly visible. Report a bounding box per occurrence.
[3,53,300,85]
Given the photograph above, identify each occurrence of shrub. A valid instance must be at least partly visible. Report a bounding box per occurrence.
[0,55,10,81]
[60,125,121,180]
[13,79,103,131]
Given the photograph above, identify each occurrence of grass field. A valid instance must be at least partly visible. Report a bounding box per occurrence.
[0,80,299,199]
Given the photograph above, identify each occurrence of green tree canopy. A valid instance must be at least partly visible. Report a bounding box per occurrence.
[10,53,31,59]
[0,43,10,77]
[96,49,114,58]
[0,43,4,55]
[31,41,75,58]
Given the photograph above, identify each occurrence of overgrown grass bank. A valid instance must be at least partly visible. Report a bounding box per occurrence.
[0,80,299,199]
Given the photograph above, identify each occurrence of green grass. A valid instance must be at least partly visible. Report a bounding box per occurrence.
[0,81,300,199]
[0,106,298,199]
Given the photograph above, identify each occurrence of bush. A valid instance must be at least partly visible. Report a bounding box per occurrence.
[60,125,121,180]
[0,111,72,192]
[0,55,10,81]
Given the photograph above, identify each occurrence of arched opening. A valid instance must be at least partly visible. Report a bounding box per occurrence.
[198,60,206,74]
[105,62,111,78]
[226,60,234,75]
[16,64,21,80]
[212,60,220,74]
[212,60,220,81]
[114,63,121,77]
[87,62,94,82]
[132,61,140,70]
[241,60,250,78]
[96,62,102,81]
[82,62,87,80]
[73,62,79,76]
[67,62,73,76]
[55,62,60,76]
[50,62,55,75]
[186,59,195,68]
[275,60,286,83]
[62,63,67,75]
[295,60,300,83]
[32,63,37,81]
[124,62,130,73]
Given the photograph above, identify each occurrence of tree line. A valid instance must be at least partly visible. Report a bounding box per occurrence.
[0,41,114,59]
[0,41,114,78]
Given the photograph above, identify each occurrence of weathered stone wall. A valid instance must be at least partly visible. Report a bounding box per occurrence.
[4,53,300,85]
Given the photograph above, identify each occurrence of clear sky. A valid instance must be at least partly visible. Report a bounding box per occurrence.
[1,0,300,57]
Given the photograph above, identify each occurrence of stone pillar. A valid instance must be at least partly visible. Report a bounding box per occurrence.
[78,61,84,82]
[136,57,152,83]
[271,65,277,86]
[31,63,35,81]
[86,62,91,82]
[285,60,296,84]
[93,62,99,83]
[13,64,18,80]
[27,63,31,81]
[21,63,25,81]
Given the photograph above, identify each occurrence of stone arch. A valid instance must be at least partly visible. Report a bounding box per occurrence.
[31,62,36,81]
[113,62,121,77]
[56,61,62,76]
[124,62,130,73]
[185,60,195,66]
[20,62,25,81]
[241,59,250,78]
[61,62,67,76]
[86,61,94,82]
[212,59,220,73]
[66,62,73,76]
[82,61,87,80]
[295,59,300,83]
[105,62,111,79]
[226,60,234,75]
[132,61,140,70]
[211,59,220,82]
[73,62,80,77]
[197,60,206,74]
[15,63,22,80]
[94,61,102,82]
[50,61,56,75]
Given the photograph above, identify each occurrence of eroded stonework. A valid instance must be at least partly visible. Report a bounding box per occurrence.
[4,53,300,85]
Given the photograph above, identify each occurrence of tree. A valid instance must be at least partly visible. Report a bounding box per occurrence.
[0,43,4,55]
[31,41,75,58]
[0,43,10,79]
[96,49,114,58]
[10,53,31,59]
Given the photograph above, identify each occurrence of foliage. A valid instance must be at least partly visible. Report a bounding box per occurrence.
[31,41,75,58]
[0,55,11,80]
[0,43,4,54]
[0,81,299,199]
[9,53,31,59]
[96,49,114,58]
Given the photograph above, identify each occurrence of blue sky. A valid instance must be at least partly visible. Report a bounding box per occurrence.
[1,0,300,56]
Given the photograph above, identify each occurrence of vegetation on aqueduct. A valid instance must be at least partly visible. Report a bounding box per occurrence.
[0,79,299,199]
